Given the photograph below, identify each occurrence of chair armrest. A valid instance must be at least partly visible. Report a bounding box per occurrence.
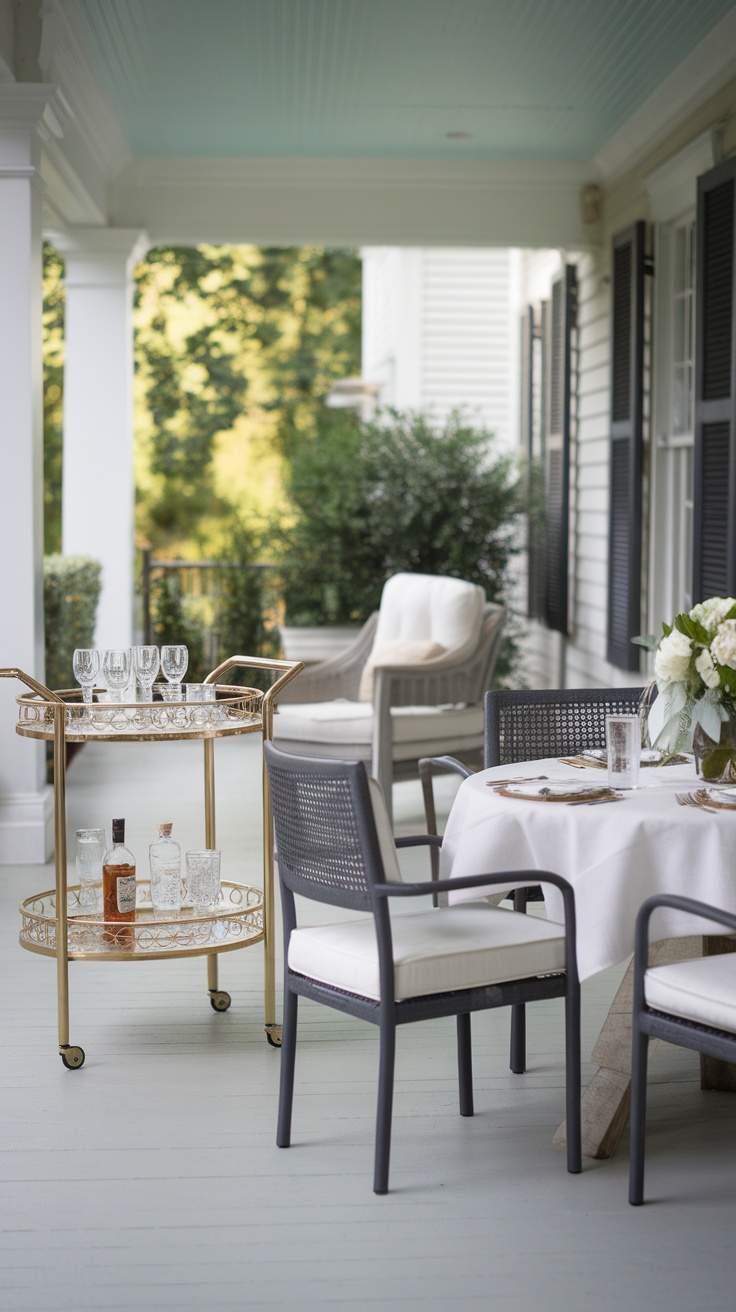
[275,614,378,703]
[633,895,736,1012]
[372,869,579,985]
[394,834,443,850]
[416,758,473,885]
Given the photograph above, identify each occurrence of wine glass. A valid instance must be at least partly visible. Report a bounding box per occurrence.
[132,644,160,702]
[161,645,188,700]
[72,648,100,704]
[102,648,131,702]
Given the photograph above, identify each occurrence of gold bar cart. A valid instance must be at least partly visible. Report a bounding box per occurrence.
[1,655,302,1068]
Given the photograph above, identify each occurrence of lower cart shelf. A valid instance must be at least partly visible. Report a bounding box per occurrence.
[19,881,264,961]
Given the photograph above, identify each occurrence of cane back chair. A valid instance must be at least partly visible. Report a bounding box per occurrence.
[265,741,582,1194]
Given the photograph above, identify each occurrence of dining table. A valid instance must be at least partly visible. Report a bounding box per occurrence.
[440,753,736,1158]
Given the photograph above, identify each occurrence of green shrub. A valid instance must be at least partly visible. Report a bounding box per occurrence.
[275,408,521,626]
[43,556,102,691]
[214,521,280,687]
[150,572,207,682]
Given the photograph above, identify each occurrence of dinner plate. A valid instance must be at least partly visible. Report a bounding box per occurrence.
[581,748,664,765]
[502,781,607,801]
[705,786,736,806]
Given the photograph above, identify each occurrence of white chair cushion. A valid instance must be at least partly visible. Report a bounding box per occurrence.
[644,955,736,1034]
[288,902,566,1002]
[358,638,447,702]
[274,700,483,758]
[367,776,403,883]
[369,573,484,656]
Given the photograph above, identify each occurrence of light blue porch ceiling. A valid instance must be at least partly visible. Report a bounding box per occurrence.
[68,0,736,161]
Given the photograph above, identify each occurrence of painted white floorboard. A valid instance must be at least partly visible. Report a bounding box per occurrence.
[1,740,735,1311]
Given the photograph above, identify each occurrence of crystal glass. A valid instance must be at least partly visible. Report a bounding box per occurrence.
[132,644,160,702]
[75,827,105,914]
[102,648,131,702]
[72,648,100,704]
[161,645,188,700]
[606,715,641,789]
[186,849,221,913]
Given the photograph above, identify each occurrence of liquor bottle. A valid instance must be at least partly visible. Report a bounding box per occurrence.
[102,818,137,948]
[149,822,182,919]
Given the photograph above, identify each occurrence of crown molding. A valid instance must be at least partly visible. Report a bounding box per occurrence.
[594,8,736,182]
[39,1,131,181]
[0,82,66,134]
[110,156,600,250]
[644,128,718,222]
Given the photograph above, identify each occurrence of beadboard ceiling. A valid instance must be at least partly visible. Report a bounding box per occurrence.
[67,0,736,161]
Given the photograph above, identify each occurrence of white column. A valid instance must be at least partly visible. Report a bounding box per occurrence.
[0,87,63,864]
[55,228,148,648]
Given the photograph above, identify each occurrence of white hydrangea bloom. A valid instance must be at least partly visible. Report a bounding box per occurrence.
[689,597,736,633]
[695,647,721,689]
[654,629,692,684]
[711,619,736,670]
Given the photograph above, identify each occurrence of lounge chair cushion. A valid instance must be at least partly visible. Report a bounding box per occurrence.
[275,699,483,758]
[358,638,447,701]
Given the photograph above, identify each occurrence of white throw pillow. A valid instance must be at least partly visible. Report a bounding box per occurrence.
[358,638,446,702]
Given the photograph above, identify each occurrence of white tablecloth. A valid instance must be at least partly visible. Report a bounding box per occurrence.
[440,759,736,981]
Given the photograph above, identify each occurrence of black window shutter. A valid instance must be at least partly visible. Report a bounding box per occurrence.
[693,156,736,601]
[545,267,576,633]
[522,305,544,619]
[606,221,645,669]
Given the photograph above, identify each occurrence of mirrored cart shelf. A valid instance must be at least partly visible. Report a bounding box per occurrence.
[20,880,264,961]
[15,684,263,742]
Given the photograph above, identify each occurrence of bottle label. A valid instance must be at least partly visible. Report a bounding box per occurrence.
[116,873,136,914]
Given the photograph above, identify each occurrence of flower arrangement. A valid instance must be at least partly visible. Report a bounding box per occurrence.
[637,596,736,757]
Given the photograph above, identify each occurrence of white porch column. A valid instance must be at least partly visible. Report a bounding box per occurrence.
[56,228,148,648]
[0,86,62,864]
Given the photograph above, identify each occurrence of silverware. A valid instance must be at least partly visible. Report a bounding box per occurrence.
[676,791,717,813]
[487,774,549,787]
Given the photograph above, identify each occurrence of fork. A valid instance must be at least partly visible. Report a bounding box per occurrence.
[676,791,717,813]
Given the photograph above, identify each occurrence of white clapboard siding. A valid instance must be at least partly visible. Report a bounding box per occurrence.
[362,246,516,446]
[420,249,514,440]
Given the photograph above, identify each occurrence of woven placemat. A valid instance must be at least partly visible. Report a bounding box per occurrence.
[494,784,619,803]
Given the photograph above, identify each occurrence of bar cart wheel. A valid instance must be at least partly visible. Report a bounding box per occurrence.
[209,990,231,1012]
[265,1024,282,1048]
[60,1045,85,1070]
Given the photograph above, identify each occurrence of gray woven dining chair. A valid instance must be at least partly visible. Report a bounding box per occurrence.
[629,894,736,1205]
[419,685,647,1074]
[265,741,582,1194]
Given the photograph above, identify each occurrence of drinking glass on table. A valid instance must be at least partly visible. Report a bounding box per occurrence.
[606,714,641,789]
[102,648,131,702]
[132,644,160,702]
[161,645,188,700]
[72,648,100,704]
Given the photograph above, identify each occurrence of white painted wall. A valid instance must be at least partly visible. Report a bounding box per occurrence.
[362,246,519,451]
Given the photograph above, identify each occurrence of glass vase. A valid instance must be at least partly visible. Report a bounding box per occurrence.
[693,707,736,784]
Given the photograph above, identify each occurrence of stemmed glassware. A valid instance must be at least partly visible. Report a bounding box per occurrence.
[102,648,131,702]
[161,645,188,700]
[132,645,160,702]
[72,648,100,704]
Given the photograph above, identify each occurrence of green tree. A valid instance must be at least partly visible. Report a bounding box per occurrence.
[134,245,361,553]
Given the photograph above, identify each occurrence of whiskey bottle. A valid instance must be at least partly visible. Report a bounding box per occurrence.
[102,818,137,948]
[149,822,182,918]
